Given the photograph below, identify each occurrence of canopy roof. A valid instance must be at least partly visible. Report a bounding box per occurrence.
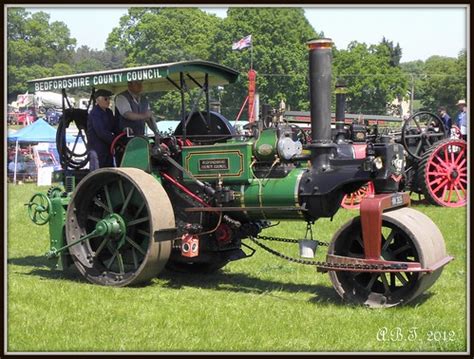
[27,60,240,95]
[8,118,74,143]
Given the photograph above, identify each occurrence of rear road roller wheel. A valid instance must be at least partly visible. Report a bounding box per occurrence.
[328,207,446,308]
[419,138,467,207]
[66,168,174,286]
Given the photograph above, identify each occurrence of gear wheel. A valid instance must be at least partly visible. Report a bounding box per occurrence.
[47,186,65,199]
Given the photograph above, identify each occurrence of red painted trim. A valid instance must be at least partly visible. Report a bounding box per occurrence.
[248,69,256,123]
[352,144,367,159]
[110,131,127,155]
[359,193,411,259]
[322,254,454,273]
[235,96,248,123]
[160,172,210,207]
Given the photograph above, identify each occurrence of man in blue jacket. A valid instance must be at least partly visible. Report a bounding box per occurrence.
[437,106,451,132]
[455,99,467,141]
[87,89,119,170]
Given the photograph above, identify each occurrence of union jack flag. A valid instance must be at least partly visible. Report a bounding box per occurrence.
[232,35,252,50]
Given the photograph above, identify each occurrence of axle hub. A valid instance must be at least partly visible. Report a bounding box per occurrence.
[95,214,126,237]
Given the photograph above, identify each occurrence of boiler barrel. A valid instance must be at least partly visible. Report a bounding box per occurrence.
[231,169,306,220]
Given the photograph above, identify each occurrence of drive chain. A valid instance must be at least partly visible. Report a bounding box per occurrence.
[249,236,408,271]
[255,234,329,247]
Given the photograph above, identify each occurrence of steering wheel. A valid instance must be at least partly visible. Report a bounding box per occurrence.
[26,193,52,225]
[110,131,128,155]
[401,111,447,160]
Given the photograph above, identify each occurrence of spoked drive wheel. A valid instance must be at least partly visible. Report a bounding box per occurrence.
[328,207,447,308]
[401,111,447,160]
[419,138,467,207]
[341,182,375,209]
[66,167,174,286]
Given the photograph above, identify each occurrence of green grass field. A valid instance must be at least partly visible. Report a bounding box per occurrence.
[7,183,467,353]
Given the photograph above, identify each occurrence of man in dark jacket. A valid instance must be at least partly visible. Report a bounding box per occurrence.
[87,89,118,170]
[438,106,452,132]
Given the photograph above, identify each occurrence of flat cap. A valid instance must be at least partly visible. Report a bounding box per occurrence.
[94,89,113,99]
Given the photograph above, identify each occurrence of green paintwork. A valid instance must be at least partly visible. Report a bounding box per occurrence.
[232,167,305,220]
[182,142,253,184]
[152,173,163,184]
[253,128,278,162]
[120,137,151,171]
[47,213,127,258]
[48,196,70,270]
[27,60,239,94]
[27,193,52,225]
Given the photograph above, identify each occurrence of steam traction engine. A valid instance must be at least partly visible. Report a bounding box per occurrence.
[286,88,467,209]
[27,39,452,308]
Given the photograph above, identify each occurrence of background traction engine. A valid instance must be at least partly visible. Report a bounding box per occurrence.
[335,105,467,209]
[27,39,452,308]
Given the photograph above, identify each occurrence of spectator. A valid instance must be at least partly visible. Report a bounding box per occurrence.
[86,89,119,170]
[115,80,160,141]
[437,106,451,132]
[455,99,467,141]
[8,159,15,173]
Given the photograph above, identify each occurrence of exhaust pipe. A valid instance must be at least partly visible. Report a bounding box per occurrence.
[335,81,346,131]
[335,80,347,143]
[307,38,336,170]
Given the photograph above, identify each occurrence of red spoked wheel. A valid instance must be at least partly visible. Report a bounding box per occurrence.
[341,182,375,210]
[419,138,467,207]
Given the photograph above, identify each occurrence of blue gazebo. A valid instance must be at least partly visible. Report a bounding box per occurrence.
[8,119,74,183]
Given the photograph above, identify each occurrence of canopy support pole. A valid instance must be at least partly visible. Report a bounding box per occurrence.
[180,72,186,141]
[205,73,210,129]
[13,140,19,184]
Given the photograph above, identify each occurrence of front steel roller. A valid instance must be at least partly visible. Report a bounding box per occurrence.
[66,168,174,286]
[328,207,446,308]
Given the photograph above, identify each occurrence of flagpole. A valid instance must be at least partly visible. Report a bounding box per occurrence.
[14,139,19,184]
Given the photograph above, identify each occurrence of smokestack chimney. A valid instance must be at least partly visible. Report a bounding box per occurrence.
[335,80,347,130]
[335,80,347,143]
[307,38,336,169]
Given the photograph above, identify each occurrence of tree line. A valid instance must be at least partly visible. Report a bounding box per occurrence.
[7,7,467,119]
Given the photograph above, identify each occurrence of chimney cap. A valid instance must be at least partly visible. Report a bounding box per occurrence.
[307,38,333,50]
[336,79,347,88]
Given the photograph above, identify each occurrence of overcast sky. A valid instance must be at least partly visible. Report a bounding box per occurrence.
[22,5,468,62]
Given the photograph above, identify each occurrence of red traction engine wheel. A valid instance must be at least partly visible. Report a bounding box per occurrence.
[341,181,375,210]
[418,138,467,207]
